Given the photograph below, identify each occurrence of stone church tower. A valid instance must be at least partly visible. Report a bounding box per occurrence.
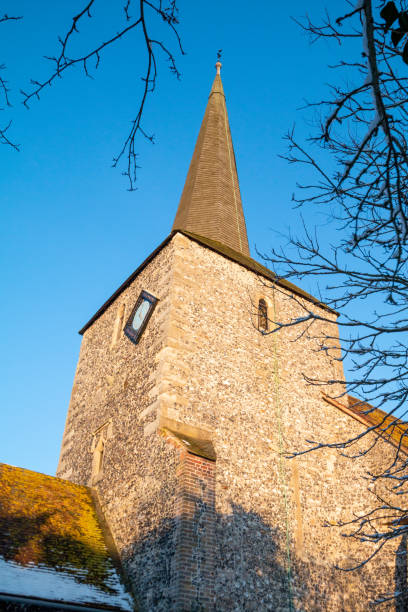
[57,64,400,611]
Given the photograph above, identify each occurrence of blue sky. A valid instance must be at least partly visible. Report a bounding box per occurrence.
[1,1,356,474]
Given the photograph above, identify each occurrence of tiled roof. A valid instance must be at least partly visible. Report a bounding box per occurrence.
[0,464,133,611]
[323,394,408,454]
[172,67,250,256]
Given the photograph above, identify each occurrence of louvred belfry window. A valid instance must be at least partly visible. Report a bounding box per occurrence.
[258,299,268,332]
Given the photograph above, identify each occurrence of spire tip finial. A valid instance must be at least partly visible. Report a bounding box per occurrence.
[215,49,222,75]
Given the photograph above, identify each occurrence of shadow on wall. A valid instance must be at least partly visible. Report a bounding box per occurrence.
[1,503,406,610]
[121,500,393,612]
[395,534,408,612]
[214,503,363,612]
[215,503,295,611]
[123,502,304,611]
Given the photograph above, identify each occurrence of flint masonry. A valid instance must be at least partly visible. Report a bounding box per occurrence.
[52,63,405,610]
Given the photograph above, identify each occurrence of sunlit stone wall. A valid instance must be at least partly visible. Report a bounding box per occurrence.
[58,231,401,611]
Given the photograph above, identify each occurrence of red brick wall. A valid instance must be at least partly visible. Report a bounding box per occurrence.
[172,451,216,610]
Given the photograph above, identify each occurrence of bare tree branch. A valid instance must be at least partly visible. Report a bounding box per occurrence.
[261,1,408,602]
[0,13,22,149]
[20,0,184,189]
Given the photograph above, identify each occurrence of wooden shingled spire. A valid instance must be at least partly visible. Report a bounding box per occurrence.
[172,62,250,256]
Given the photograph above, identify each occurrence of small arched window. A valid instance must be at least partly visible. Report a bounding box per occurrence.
[258,299,268,332]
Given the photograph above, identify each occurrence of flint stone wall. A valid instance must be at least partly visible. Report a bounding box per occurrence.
[57,239,180,610]
[58,232,402,610]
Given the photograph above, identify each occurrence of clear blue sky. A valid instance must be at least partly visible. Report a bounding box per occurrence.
[1,1,353,474]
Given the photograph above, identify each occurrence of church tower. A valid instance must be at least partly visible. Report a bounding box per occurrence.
[57,65,396,611]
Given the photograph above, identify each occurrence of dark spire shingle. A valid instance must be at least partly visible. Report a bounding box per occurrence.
[172,64,250,256]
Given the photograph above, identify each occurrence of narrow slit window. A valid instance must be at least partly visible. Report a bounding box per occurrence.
[111,303,126,348]
[258,299,268,332]
[91,436,105,484]
[91,422,111,485]
[96,438,105,474]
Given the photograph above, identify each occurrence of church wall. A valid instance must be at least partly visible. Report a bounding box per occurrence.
[56,239,183,611]
[161,233,400,611]
[56,231,402,611]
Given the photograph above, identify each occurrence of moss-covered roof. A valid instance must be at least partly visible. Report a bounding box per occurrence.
[0,464,133,611]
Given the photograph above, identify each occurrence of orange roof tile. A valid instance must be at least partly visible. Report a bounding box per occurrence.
[323,394,408,454]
